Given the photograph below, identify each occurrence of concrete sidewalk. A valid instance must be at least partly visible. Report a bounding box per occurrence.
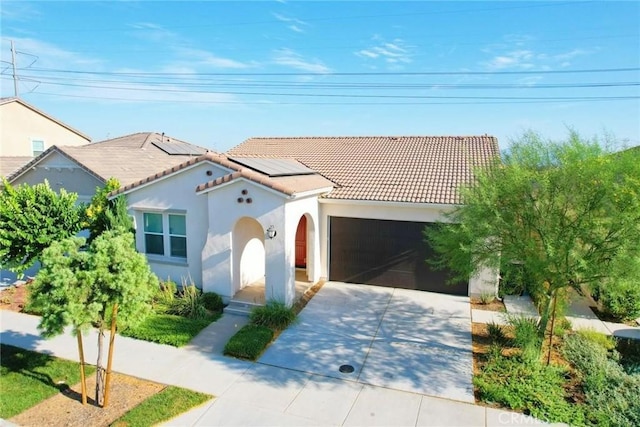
[1,309,551,426]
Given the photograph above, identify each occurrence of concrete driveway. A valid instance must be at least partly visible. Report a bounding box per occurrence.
[258,281,475,403]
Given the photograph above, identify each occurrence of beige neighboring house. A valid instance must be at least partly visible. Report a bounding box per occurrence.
[0,97,91,178]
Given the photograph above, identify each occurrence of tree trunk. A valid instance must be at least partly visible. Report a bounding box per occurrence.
[76,331,87,405]
[95,327,106,407]
[546,288,559,366]
[103,304,118,408]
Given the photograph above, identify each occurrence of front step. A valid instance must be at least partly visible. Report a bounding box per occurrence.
[223,300,263,317]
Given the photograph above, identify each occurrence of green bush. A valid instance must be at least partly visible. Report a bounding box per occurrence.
[576,329,616,352]
[201,292,224,313]
[153,279,178,313]
[563,333,640,427]
[223,324,274,360]
[616,337,640,375]
[508,315,542,362]
[167,283,207,319]
[250,301,297,331]
[474,353,584,425]
[596,278,640,321]
[486,322,506,345]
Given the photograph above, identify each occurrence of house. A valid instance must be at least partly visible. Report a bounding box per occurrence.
[6,132,208,203]
[0,97,91,178]
[111,136,500,306]
[1,132,207,284]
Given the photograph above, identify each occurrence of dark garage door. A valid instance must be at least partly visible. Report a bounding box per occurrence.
[329,217,468,295]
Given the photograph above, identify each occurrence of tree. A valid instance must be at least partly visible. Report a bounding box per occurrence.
[85,178,134,243]
[29,231,158,406]
[0,179,84,275]
[426,131,640,360]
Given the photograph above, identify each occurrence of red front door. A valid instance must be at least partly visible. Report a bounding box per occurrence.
[295,216,307,268]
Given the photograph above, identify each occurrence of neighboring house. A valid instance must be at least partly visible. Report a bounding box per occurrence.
[6,132,208,203]
[111,136,500,306]
[0,97,91,178]
[1,132,207,284]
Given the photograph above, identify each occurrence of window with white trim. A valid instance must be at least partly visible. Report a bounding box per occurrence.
[143,212,187,259]
[32,140,45,156]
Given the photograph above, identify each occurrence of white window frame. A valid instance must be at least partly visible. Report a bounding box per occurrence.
[32,139,45,156]
[140,210,188,264]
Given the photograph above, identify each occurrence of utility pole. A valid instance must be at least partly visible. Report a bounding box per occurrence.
[10,40,18,97]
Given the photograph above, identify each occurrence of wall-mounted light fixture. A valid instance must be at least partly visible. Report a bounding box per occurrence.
[266,225,277,239]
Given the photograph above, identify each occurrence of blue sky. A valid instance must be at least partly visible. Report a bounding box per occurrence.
[1,1,638,151]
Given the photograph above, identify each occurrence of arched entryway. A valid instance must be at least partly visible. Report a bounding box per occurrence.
[232,217,265,300]
[294,213,316,282]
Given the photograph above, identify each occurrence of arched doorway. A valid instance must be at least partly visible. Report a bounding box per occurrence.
[294,213,316,283]
[232,217,265,298]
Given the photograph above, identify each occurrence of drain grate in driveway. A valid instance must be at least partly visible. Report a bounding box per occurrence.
[339,364,355,373]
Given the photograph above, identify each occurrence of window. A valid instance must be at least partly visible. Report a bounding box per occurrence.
[143,212,187,259]
[32,140,45,156]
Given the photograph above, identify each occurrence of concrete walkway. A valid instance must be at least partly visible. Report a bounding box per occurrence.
[471,292,640,340]
[0,308,551,426]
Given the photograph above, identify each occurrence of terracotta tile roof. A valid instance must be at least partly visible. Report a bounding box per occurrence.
[7,132,209,187]
[227,136,500,204]
[0,156,33,178]
[113,152,334,197]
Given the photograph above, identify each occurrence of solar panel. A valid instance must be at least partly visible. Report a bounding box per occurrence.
[230,157,316,177]
[152,140,207,156]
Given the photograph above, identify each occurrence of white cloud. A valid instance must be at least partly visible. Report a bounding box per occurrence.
[355,38,413,66]
[272,12,308,33]
[484,50,535,70]
[272,49,330,73]
[481,35,595,71]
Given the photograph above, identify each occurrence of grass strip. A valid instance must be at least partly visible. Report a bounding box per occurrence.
[0,344,95,419]
[111,386,212,427]
[223,324,274,360]
[120,313,220,347]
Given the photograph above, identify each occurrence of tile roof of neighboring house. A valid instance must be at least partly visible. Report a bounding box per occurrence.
[113,152,335,198]
[226,136,500,204]
[0,156,33,178]
[0,97,91,142]
[7,132,209,187]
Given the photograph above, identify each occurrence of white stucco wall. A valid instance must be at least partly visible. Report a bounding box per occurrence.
[201,179,287,302]
[125,161,229,288]
[0,101,89,157]
[200,179,323,305]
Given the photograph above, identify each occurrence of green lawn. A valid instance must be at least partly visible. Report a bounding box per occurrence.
[223,324,274,360]
[0,344,213,425]
[111,386,211,427]
[119,313,221,347]
[0,344,95,419]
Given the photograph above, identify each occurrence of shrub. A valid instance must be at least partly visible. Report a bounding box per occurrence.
[474,352,584,425]
[479,292,495,304]
[616,337,640,375]
[576,329,616,352]
[201,292,224,313]
[153,279,178,313]
[167,283,207,320]
[250,301,297,331]
[223,324,274,360]
[597,278,640,321]
[563,333,640,427]
[508,315,542,363]
[486,322,506,345]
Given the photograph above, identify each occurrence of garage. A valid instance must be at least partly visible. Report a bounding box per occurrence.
[329,216,468,295]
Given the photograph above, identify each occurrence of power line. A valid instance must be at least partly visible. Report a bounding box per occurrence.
[16,66,640,77]
[33,90,637,105]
